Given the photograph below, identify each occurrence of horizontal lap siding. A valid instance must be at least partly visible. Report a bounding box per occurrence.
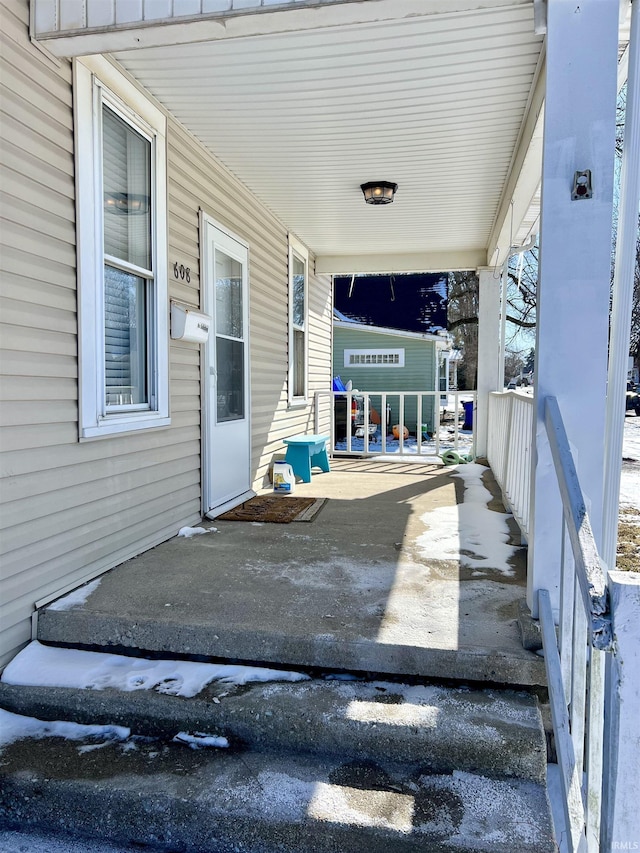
[0,1,199,668]
[1,0,332,667]
[167,121,332,488]
[333,328,437,432]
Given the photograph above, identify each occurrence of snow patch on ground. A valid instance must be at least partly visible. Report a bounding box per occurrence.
[177,526,216,538]
[0,708,129,750]
[47,579,101,611]
[172,731,229,749]
[1,641,309,697]
[416,463,517,575]
[621,415,640,510]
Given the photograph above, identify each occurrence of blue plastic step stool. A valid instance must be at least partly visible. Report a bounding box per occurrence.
[283,434,331,483]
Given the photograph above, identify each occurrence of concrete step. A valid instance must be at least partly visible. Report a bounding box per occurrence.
[0,710,555,853]
[0,655,547,783]
[36,605,547,688]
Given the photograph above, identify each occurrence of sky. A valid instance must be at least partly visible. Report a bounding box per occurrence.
[334,273,448,334]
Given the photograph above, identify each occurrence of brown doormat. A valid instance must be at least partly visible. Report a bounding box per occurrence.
[217,495,327,524]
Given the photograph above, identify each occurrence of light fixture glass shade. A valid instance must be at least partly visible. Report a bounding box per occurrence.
[360,181,398,204]
[104,191,150,215]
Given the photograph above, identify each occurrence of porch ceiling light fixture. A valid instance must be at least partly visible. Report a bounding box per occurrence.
[360,181,398,205]
[104,191,150,215]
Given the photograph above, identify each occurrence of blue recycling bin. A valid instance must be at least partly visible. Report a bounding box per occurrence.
[462,401,474,431]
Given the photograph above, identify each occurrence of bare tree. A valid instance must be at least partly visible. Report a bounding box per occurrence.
[448,255,537,388]
[612,84,640,370]
[447,270,479,389]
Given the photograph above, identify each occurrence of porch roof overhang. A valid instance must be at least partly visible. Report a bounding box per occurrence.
[33,0,631,274]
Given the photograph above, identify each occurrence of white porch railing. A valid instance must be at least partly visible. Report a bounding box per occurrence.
[486,391,639,851]
[314,390,476,459]
[487,390,534,539]
[538,396,613,853]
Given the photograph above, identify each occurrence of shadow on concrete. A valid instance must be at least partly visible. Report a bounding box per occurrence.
[37,458,545,687]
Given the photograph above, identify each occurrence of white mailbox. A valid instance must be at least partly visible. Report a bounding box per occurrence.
[170,303,212,344]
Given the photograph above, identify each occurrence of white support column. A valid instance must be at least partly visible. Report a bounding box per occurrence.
[602,571,640,851]
[528,0,619,617]
[475,266,501,457]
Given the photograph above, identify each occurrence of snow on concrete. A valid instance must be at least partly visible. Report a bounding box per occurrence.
[47,579,101,611]
[416,463,517,575]
[441,770,544,844]
[177,525,216,537]
[334,429,473,457]
[0,708,129,750]
[1,641,309,697]
[172,731,229,749]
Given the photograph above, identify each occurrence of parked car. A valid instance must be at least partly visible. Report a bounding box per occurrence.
[626,382,640,416]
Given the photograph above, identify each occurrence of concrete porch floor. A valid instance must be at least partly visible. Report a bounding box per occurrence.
[37,459,546,687]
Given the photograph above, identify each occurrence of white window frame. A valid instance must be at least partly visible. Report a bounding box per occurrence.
[75,56,169,439]
[288,234,309,406]
[344,348,405,367]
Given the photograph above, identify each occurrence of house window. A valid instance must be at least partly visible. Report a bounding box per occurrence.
[344,348,405,367]
[75,58,169,439]
[288,236,308,403]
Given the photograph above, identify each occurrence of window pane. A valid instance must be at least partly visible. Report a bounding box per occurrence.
[293,328,305,397]
[216,250,243,339]
[292,255,305,327]
[103,106,151,271]
[216,337,244,422]
[104,265,148,406]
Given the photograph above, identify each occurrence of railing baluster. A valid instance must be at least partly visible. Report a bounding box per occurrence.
[381,393,387,454]
[363,392,370,455]
[560,521,576,706]
[585,647,605,853]
[539,589,588,853]
[571,589,588,794]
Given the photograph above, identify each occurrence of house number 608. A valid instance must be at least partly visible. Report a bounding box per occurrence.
[173,262,191,283]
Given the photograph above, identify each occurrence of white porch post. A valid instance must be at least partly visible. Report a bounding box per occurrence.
[475,266,501,457]
[602,572,640,851]
[528,0,619,616]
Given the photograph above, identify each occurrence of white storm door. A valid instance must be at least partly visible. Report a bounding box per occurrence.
[203,219,251,514]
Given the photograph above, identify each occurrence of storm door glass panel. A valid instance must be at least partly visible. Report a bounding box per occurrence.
[292,255,305,327]
[104,266,148,406]
[102,106,151,271]
[292,254,306,398]
[215,249,244,423]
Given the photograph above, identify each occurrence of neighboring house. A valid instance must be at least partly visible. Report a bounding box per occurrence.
[0,2,333,668]
[333,317,449,435]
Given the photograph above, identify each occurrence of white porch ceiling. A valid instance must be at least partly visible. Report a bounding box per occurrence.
[112,2,545,271]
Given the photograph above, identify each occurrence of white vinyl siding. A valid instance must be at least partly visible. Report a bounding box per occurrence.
[0,4,199,671]
[0,0,332,670]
